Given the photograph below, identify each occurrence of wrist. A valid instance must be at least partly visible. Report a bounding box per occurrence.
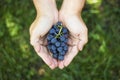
[60,0,85,15]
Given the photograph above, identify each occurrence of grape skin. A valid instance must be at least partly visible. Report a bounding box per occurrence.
[47,22,69,60]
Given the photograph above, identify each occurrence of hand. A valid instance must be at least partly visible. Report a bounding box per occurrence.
[58,0,88,69]
[29,0,58,69]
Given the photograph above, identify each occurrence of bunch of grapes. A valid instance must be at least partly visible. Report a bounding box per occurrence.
[47,22,69,60]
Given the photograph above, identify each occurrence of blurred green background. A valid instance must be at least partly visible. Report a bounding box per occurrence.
[0,0,120,80]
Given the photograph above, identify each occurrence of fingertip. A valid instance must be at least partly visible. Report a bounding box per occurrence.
[49,63,56,70]
[78,44,83,51]
[64,46,78,67]
[64,59,69,67]
[58,61,64,69]
[78,41,84,51]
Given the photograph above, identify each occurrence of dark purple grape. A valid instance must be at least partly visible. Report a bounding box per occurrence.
[51,38,57,43]
[49,28,55,34]
[57,47,63,52]
[58,55,64,60]
[61,42,66,47]
[53,54,58,59]
[60,51,66,55]
[55,41,60,47]
[52,50,57,54]
[47,45,51,50]
[64,38,68,43]
[62,27,68,34]
[47,34,53,41]
[51,45,56,51]
[60,36,66,42]
[64,45,68,51]
[47,21,69,61]
[57,21,62,26]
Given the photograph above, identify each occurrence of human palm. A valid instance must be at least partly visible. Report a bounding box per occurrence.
[58,14,88,69]
[29,0,58,69]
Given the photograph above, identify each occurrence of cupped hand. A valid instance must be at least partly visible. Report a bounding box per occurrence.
[58,13,88,69]
[29,0,58,69]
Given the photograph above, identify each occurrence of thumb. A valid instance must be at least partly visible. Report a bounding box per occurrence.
[30,17,53,51]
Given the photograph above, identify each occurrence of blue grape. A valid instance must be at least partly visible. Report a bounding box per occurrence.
[62,27,68,34]
[57,21,62,26]
[51,38,57,43]
[58,55,64,60]
[64,38,68,43]
[47,45,51,50]
[47,21,69,61]
[64,45,68,51]
[52,50,57,54]
[60,51,66,55]
[55,41,60,47]
[49,28,55,34]
[53,54,58,59]
[61,42,66,47]
[47,34,53,41]
[57,47,63,52]
[51,45,56,51]
[60,36,66,42]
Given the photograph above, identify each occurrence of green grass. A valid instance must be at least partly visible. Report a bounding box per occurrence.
[0,0,120,80]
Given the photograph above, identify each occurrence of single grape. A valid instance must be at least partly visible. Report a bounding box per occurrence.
[55,41,60,47]
[47,34,53,41]
[61,42,66,47]
[60,51,66,55]
[51,38,57,43]
[62,27,68,34]
[64,45,68,51]
[49,28,56,34]
[57,47,63,52]
[64,38,68,43]
[58,55,64,60]
[57,21,62,26]
[51,45,56,51]
[53,54,58,59]
[60,36,66,42]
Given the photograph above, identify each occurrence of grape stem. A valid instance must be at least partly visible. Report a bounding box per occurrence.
[55,25,62,38]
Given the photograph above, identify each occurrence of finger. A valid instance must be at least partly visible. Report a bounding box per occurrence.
[64,46,78,67]
[30,18,52,50]
[36,46,56,69]
[53,58,58,68]
[49,51,58,68]
[78,29,88,51]
[58,60,64,69]
[78,40,87,51]
[67,38,74,46]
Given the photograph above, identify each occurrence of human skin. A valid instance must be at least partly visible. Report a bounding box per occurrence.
[58,0,88,69]
[30,0,88,69]
[29,0,58,69]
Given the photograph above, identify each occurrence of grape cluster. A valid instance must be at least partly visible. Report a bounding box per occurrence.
[47,22,69,60]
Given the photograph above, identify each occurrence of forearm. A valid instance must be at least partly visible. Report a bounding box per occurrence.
[33,0,57,17]
[60,0,85,15]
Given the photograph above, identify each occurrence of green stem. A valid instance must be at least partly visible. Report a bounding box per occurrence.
[55,25,63,38]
